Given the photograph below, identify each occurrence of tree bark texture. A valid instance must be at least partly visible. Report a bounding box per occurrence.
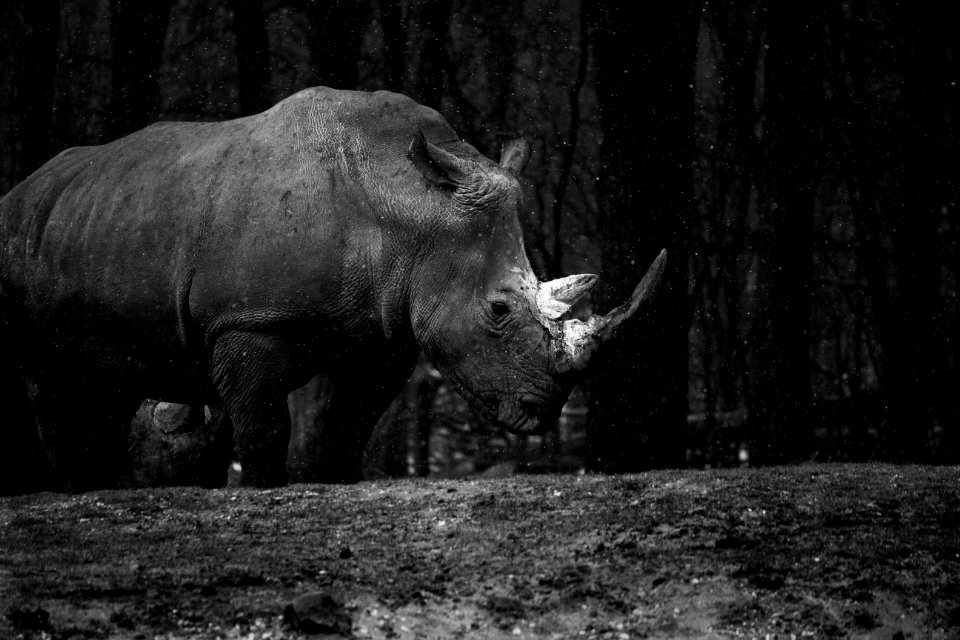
[230,0,271,115]
[584,0,700,472]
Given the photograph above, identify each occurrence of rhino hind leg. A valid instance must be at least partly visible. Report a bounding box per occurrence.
[28,373,142,492]
[0,371,53,495]
[210,331,307,488]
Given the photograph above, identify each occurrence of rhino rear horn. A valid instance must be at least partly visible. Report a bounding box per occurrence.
[499,138,530,176]
[408,131,470,189]
[537,274,598,320]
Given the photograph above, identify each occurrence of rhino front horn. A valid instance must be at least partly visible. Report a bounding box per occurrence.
[558,249,667,371]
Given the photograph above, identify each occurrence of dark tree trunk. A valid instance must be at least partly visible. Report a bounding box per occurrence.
[229,0,271,115]
[880,4,957,462]
[412,0,451,109]
[303,0,370,90]
[51,0,114,151]
[287,376,332,483]
[378,0,408,93]
[105,0,170,140]
[20,1,61,171]
[702,0,764,422]
[546,0,589,277]
[486,0,522,135]
[584,0,699,472]
[0,0,60,193]
[820,1,905,460]
[361,397,406,479]
[745,3,824,464]
[361,360,440,479]
[408,362,442,477]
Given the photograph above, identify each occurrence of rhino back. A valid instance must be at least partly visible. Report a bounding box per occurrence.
[0,88,471,389]
[0,121,249,390]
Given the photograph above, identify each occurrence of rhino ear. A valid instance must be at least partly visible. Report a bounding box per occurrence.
[536,273,598,320]
[408,131,469,189]
[499,138,530,176]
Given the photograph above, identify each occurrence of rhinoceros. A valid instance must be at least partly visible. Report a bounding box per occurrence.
[0,87,665,490]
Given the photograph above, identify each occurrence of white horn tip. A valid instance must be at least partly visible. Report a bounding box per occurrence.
[537,273,599,320]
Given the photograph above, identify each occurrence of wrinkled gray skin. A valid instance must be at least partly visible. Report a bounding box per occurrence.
[0,88,664,490]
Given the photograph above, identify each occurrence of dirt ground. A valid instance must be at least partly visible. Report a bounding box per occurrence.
[2,463,959,639]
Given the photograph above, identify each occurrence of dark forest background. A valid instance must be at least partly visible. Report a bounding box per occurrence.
[1,0,957,477]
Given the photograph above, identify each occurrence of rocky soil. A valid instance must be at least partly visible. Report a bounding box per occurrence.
[2,464,959,639]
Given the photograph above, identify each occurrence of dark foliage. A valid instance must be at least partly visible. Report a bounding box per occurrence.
[0,0,956,475]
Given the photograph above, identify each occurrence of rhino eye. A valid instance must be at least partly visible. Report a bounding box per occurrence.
[491,301,511,318]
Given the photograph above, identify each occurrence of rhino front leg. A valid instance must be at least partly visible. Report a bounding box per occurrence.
[210,331,306,487]
[312,365,413,484]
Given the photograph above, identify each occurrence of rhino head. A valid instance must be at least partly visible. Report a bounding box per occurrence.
[405,133,666,434]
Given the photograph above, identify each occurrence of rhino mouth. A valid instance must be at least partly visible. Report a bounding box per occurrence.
[450,379,563,435]
[497,395,563,435]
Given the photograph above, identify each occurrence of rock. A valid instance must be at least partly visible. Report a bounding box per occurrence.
[152,402,204,435]
[127,401,232,488]
[283,592,352,636]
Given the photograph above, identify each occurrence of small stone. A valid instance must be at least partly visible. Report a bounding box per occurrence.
[283,592,351,636]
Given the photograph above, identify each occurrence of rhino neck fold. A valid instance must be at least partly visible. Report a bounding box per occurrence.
[372,226,422,349]
[377,262,414,344]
